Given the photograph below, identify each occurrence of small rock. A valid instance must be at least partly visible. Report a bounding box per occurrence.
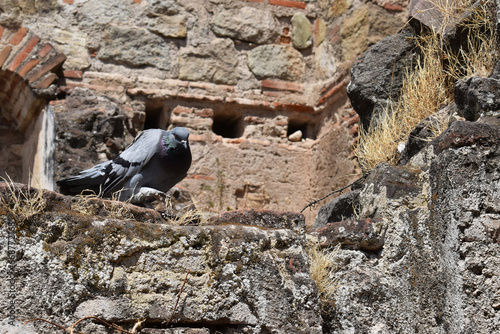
[288,130,303,142]
[291,13,312,49]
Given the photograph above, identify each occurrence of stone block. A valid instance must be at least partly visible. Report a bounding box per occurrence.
[211,6,279,44]
[179,38,239,85]
[148,14,187,38]
[99,24,170,70]
[247,44,304,81]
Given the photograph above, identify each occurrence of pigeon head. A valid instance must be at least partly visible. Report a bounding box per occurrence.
[162,127,190,156]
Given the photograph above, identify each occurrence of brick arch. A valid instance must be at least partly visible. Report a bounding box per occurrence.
[0,25,66,131]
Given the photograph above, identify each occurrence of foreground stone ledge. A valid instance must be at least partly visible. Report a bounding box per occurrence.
[0,187,322,333]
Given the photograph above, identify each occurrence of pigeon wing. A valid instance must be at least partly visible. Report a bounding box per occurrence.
[101,129,163,196]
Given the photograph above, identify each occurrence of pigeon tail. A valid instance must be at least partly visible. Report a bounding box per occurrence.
[56,161,111,196]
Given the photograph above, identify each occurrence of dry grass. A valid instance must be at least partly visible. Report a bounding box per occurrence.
[355,1,499,172]
[307,236,341,306]
[0,175,46,223]
[71,188,134,220]
[163,193,209,225]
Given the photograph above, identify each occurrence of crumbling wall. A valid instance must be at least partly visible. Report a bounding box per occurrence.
[0,0,409,223]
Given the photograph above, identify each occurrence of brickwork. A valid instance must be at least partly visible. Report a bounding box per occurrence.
[0,0,409,223]
[0,25,66,131]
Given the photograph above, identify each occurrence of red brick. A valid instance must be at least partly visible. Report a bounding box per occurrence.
[34,73,58,89]
[38,43,53,58]
[346,114,360,127]
[261,79,303,92]
[0,26,4,39]
[9,27,28,46]
[0,45,12,67]
[349,123,359,136]
[133,0,141,3]
[63,0,74,3]
[224,138,247,144]
[316,80,347,106]
[26,53,66,84]
[17,58,39,77]
[190,175,216,181]
[194,108,214,118]
[272,101,314,113]
[62,70,83,79]
[7,35,40,71]
[384,3,405,12]
[225,97,272,108]
[172,106,193,115]
[263,91,286,98]
[269,0,306,9]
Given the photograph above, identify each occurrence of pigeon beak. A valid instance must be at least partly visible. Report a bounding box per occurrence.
[181,140,188,148]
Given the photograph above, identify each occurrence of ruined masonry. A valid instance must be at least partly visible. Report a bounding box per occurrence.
[0,0,407,224]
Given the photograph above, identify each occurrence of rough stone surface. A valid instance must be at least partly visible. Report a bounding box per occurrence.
[211,6,279,44]
[247,44,305,81]
[52,87,135,183]
[0,187,322,333]
[147,14,188,39]
[340,3,407,62]
[99,24,171,70]
[454,75,500,121]
[316,119,500,332]
[310,218,386,251]
[179,38,239,85]
[347,27,418,129]
[313,189,360,228]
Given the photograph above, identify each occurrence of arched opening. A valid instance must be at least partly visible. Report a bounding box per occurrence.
[0,69,54,188]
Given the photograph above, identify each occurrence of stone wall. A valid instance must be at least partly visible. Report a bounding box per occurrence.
[0,0,409,223]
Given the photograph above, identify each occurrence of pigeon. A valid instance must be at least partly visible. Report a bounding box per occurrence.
[57,127,192,205]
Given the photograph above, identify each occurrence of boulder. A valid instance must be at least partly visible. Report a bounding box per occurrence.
[454,74,500,121]
[347,27,418,129]
[313,189,360,228]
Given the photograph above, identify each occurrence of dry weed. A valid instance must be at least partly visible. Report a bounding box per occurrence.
[307,236,341,306]
[71,188,134,220]
[355,1,499,172]
[0,175,46,223]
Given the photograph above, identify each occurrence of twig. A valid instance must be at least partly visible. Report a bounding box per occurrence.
[130,318,146,334]
[69,316,133,334]
[22,318,85,334]
[166,269,191,326]
[300,175,367,213]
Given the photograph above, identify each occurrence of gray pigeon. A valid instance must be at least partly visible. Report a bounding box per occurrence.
[57,127,192,205]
